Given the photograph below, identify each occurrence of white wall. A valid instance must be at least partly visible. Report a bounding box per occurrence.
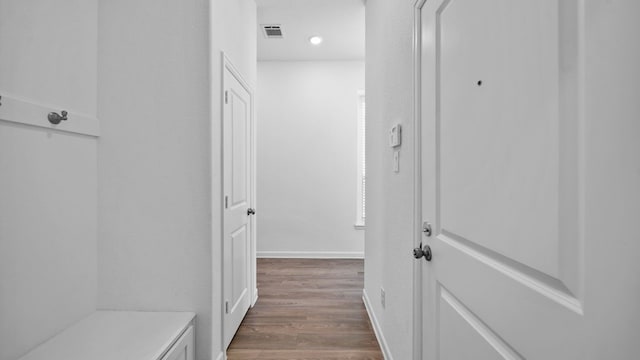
[97,1,256,360]
[364,1,416,359]
[0,1,255,359]
[0,1,98,359]
[365,1,640,359]
[256,61,365,257]
[96,1,212,358]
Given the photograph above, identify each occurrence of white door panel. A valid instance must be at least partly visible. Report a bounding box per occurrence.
[419,0,640,358]
[438,288,521,360]
[419,1,591,359]
[439,0,562,279]
[230,226,248,313]
[223,61,253,349]
[231,90,249,205]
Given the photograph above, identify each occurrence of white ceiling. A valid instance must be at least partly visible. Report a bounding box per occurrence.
[256,0,365,61]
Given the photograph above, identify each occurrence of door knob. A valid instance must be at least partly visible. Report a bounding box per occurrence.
[413,244,432,261]
[48,110,68,125]
[247,208,256,215]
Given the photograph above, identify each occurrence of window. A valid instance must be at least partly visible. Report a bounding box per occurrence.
[355,91,366,229]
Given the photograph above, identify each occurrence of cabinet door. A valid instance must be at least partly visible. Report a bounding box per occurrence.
[162,326,194,360]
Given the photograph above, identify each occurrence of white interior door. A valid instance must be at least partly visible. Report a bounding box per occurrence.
[418,0,640,359]
[223,60,254,349]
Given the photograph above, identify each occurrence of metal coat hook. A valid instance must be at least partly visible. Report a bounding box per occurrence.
[48,110,68,125]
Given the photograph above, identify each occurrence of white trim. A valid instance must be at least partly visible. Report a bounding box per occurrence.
[363,289,393,360]
[355,90,367,227]
[0,93,99,137]
[215,351,226,360]
[252,288,258,307]
[248,51,259,318]
[257,251,364,259]
[412,1,427,359]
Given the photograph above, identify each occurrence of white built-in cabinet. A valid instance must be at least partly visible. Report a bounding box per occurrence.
[160,324,195,360]
[17,312,195,360]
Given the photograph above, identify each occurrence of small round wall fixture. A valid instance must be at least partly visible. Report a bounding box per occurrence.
[309,36,323,45]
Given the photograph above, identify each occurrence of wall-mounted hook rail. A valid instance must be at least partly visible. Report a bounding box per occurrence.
[0,96,98,136]
[48,110,68,125]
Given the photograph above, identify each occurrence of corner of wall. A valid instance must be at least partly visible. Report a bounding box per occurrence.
[363,289,393,359]
[209,0,257,357]
[364,0,417,359]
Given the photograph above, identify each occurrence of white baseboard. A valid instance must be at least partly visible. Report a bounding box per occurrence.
[257,251,364,259]
[252,288,258,306]
[363,289,393,360]
[215,351,225,360]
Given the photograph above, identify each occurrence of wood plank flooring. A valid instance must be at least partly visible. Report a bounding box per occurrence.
[227,258,383,360]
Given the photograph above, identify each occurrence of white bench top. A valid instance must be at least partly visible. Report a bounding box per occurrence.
[19,311,195,360]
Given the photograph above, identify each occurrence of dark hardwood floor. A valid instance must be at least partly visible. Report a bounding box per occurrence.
[227,258,384,360]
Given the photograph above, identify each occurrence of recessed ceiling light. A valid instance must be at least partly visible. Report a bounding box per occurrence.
[309,36,323,45]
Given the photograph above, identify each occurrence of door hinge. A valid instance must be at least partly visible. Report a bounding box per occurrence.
[225,196,228,209]
[225,90,228,104]
[225,300,229,314]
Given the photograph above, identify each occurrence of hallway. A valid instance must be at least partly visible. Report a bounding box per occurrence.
[3,1,640,359]
[227,259,383,359]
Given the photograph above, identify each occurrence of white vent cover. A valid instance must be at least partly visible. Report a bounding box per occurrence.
[262,24,283,39]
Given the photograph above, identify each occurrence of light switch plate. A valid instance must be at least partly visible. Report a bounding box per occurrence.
[389,124,402,147]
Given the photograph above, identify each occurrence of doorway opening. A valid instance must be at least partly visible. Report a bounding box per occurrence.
[222,0,380,358]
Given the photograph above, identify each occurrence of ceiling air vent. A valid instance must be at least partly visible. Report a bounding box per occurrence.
[262,24,283,39]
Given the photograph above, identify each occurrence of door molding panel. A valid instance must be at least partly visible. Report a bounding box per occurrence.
[438,284,524,360]
[431,0,585,312]
[437,231,582,313]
